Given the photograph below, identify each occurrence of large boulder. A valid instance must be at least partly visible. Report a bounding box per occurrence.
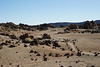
[42,33,51,39]
[20,33,28,40]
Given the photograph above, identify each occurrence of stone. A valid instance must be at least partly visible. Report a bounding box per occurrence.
[20,33,28,40]
[9,45,15,48]
[9,35,17,39]
[42,33,51,39]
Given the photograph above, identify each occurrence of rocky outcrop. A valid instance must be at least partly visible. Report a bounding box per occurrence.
[19,23,36,31]
[0,22,18,31]
[79,20,98,29]
[37,24,56,31]
[69,24,78,29]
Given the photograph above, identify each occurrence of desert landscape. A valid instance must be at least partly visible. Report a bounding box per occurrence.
[0,21,100,67]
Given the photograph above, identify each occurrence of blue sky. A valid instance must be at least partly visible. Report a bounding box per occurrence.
[0,0,100,25]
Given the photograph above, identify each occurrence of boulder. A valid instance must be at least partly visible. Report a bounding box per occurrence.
[20,33,28,40]
[24,44,28,47]
[36,53,41,56]
[42,33,51,39]
[29,50,34,53]
[64,53,69,56]
[49,53,53,56]
[30,39,38,46]
[77,52,81,56]
[9,45,15,48]
[53,42,60,47]
[9,35,17,39]
[0,32,9,36]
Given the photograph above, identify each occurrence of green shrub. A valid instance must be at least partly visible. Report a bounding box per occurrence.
[24,38,33,43]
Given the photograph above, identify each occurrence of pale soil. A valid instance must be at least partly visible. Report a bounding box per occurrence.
[0,28,100,67]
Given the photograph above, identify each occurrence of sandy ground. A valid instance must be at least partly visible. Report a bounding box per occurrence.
[0,28,100,67]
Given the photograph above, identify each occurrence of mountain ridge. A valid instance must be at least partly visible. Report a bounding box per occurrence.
[49,20,100,27]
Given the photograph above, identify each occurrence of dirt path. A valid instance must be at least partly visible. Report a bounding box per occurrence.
[68,42,78,52]
[67,42,100,56]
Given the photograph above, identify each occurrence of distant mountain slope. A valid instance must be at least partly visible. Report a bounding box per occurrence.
[94,20,100,24]
[49,20,100,27]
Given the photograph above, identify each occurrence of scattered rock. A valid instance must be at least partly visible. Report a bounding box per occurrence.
[61,48,65,51]
[34,51,38,54]
[35,59,37,61]
[49,53,53,56]
[16,65,19,67]
[76,61,78,63]
[29,50,34,53]
[53,42,60,47]
[9,63,12,65]
[31,58,34,61]
[33,39,38,46]
[69,66,72,67]
[64,53,69,56]
[36,53,41,56]
[43,40,51,46]
[0,32,9,36]
[70,49,72,51]
[67,56,69,58]
[55,53,61,57]
[77,52,81,56]
[70,53,74,56]
[43,57,47,61]
[29,36,34,39]
[91,65,94,67]
[60,66,63,67]
[16,52,18,53]
[9,35,17,39]
[1,65,3,67]
[9,45,15,48]
[24,44,28,47]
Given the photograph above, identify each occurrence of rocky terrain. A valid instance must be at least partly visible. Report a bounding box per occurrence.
[0,21,100,67]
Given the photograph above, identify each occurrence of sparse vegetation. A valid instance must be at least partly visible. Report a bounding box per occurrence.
[24,38,33,43]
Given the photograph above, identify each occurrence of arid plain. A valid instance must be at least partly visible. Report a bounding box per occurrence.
[0,22,100,67]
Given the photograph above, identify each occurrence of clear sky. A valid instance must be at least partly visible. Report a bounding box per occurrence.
[0,0,100,25]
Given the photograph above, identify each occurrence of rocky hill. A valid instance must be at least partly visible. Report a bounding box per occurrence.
[0,22,56,31]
